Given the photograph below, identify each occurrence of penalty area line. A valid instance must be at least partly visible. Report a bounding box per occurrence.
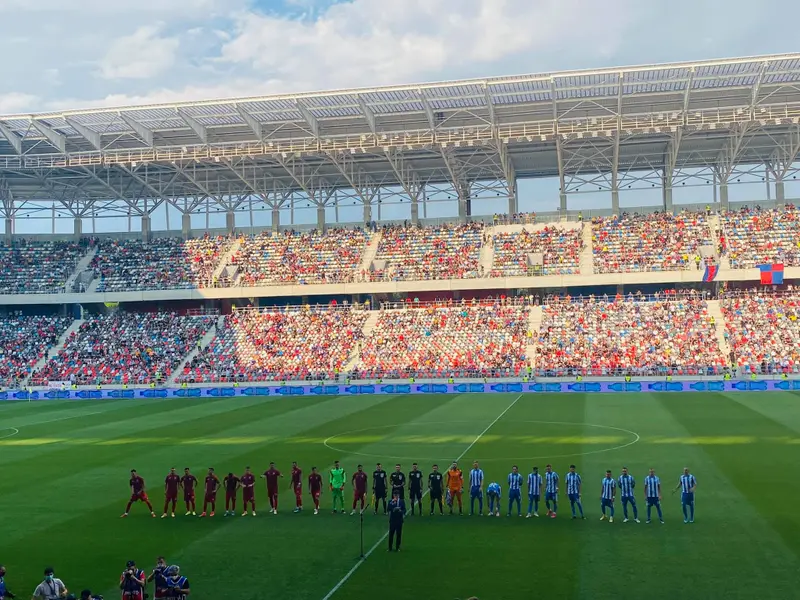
[320,393,523,600]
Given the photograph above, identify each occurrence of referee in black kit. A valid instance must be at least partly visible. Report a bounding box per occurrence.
[387,490,406,552]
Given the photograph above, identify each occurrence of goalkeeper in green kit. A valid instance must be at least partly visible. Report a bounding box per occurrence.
[330,460,346,514]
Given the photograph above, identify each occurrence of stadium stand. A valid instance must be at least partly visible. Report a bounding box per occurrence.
[490,224,583,277]
[720,205,800,268]
[592,212,714,273]
[372,223,483,281]
[231,228,370,285]
[536,293,727,376]
[90,236,233,292]
[351,301,530,379]
[0,240,89,294]
[0,315,73,386]
[177,306,368,382]
[31,312,215,385]
[721,290,800,373]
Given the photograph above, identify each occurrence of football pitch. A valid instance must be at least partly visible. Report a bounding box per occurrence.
[2,391,800,599]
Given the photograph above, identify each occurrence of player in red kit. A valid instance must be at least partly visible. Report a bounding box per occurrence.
[162,468,181,518]
[262,462,283,514]
[308,466,323,515]
[223,472,240,517]
[122,469,156,518]
[351,464,369,515]
[181,467,198,516]
[290,461,303,513]
[240,466,256,516]
[200,467,220,517]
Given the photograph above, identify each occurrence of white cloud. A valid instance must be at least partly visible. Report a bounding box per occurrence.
[0,92,39,114]
[98,24,180,80]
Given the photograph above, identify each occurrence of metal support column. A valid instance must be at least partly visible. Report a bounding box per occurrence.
[226,211,236,234]
[182,213,192,240]
[662,171,674,212]
[4,217,12,243]
[776,178,786,202]
[73,217,83,240]
[141,214,152,243]
[316,206,326,232]
[272,207,280,232]
[719,181,730,210]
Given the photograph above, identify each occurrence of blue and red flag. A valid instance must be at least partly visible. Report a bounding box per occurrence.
[702,264,718,282]
[758,263,784,285]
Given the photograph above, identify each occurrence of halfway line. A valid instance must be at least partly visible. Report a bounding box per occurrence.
[320,393,523,600]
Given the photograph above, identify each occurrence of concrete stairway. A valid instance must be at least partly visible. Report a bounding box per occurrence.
[64,247,98,292]
[478,234,495,276]
[526,306,544,366]
[212,238,242,282]
[343,310,381,372]
[358,232,383,275]
[706,300,732,364]
[24,318,84,385]
[579,224,594,275]
[166,321,220,386]
[708,214,731,269]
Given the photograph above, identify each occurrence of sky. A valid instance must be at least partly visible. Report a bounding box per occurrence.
[1,0,799,233]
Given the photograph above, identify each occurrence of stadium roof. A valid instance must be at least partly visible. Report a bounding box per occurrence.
[1,53,800,224]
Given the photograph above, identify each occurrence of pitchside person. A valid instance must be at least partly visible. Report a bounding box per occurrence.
[507,466,523,517]
[408,463,424,515]
[674,467,697,524]
[240,467,256,516]
[387,491,406,552]
[644,468,664,524]
[544,464,559,518]
[162,468,181,518]
[329,460,346,514]
[180,468,198,516]
[565,465,585,520]
[308,467,323,515]
[351,465,368,515]
[526,466,543,518]
[223,472,240,517]
[390,464,406,500]
[446,462,464,515]
[428,464,444,515]
[618,467,639,523]
[290,462,303,513]
[469,461,485,516]
[263,462,283,515]
[146,557,170,599]
[200,468,220,517]
[121,469,156,518]
[600,470,616,523]
[372,463,388,514]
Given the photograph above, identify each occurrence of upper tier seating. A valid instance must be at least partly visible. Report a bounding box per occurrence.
[177,306,368,382]
[373,223,483,281]
[490,225,583,277]
[0,240,88,294]
[0,315,73,386]
[721,205,800,268]
[32,312,214,385]
[91,236,232,292]
[721,291,800,373]
[536,294,726,376]
[232,229,370,286]
[592,212,714,273]
[353,302,529,379]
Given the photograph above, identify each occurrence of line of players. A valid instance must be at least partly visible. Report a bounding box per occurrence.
[120,461,699,524]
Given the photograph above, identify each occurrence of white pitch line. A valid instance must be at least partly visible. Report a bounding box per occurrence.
[320,393,523,600]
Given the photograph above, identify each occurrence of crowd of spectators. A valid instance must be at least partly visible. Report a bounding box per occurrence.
[536,293,727,376]
[720,205,800,268]
[490,225,583,277]
[592,212,714,273]
[371,223,484,281]
[90,236,233,292]
[31,312,215,385]
[0,315,73,386]
[352,302,530,379]
[177,306,368,382]
[721,290,800,373]
[232,228,370,286]
[0,240,89,294]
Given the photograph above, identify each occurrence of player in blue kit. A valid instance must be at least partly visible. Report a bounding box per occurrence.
[643,468,664,524]
[544,464,559,519]
[507,466,523,517]
[599,470,616,523]
[565,465,585,520]
[526,467,542,518]
[618,467,640,523]
[673,467,697,523]
[486,481,501,516]
[468,461,485,516]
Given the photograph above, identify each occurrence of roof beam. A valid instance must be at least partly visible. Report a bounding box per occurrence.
[119,113,154,147]
[484,83,497,128]
[234,104,262,140]
[683,68,695,115]
[356,95,377,136]
[30,119,66,153]
[177,109,208,144]
[418,90,436,131]
[295,101,319,138]
[751,61,769,113]
[0,120,22,154]
[65,117,102,151]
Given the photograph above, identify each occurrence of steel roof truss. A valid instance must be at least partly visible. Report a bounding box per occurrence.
[0,120,22,154]
[65,117,102,151]
[234,104,263,140]
[385,149,422,201]
[295,101,320,138]
[177,109,208,144]
[325,151,377,206]
[356,96,377,136]
[119,113,154,147]
[30,120,66,153]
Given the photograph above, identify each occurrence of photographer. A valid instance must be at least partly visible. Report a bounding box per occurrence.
[164,567,190,600]
[147,557,170,599]
[32,568,67,600]
[119,562,145,600]
[1,564,15,600]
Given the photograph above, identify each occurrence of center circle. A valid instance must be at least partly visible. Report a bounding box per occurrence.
[0,427,20,441]
[323,420,639,462]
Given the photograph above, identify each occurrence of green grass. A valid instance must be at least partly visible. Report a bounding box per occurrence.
[2,392,800,599]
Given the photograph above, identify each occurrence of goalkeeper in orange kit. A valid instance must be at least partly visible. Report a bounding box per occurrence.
[446,462,464,515]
